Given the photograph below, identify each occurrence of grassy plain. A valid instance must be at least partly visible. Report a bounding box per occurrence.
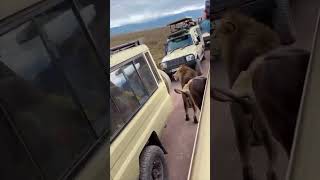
[110,27,170,66]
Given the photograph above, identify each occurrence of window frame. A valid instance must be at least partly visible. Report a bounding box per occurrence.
[110,53,159,141]
[0,0,108,179]
[0,101,45,179]
[143,51,162,83]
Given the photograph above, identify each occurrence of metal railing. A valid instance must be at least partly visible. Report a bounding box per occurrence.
[110,39,143,55]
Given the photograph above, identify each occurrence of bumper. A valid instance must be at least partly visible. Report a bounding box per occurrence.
[162,60,197,74]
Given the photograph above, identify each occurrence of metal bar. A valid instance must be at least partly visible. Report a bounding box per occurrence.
[110,39,142,54]
[286,8,320,180]
[120,64,142,105]
[34,15,99,139]
[132,57,151,96]
[0,101,46,179]
[71,0,108,67]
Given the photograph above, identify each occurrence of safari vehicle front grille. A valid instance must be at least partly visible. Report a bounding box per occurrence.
[166,57,186,68]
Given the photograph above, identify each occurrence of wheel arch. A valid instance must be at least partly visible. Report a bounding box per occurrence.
[144,131,167,154]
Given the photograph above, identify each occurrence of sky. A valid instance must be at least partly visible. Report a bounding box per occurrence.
[110,0,205,28]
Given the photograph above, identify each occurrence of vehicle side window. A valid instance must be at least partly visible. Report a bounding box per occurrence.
[110,98,126,136]
[144,52,161,83]
[0,108,42,180]
[110,69,141,138]
[122,63,149,104]
[75,0,108,61]
[0,19,96,180]
[133,56,157,95]
[110,58,158,139]
[40,3,107,136]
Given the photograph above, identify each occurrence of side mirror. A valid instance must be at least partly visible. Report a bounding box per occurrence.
[197,36,201,42]
[164,43,168,54]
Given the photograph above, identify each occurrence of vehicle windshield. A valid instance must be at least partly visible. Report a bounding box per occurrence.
[200,19,211,33]
[167,34,193,53]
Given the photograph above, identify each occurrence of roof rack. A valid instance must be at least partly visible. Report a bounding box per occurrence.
[167,17,197,33]
[168,29,189,39]
[110,39,143,55]
[167,17,194,26]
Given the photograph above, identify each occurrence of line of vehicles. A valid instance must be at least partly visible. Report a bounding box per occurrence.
[110,17,211,179]
[160,17,210,78]
[0,0,211,179]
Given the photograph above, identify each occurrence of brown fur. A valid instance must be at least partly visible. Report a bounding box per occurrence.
[173,65,198,123]
[213,47,310,180]
[174,77,207,124]
[214,11,281,180]
[216,10,281,85]
[252,48,310,155]
[173,64,198,87]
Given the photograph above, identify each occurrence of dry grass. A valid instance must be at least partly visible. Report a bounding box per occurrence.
[110,27,170,66]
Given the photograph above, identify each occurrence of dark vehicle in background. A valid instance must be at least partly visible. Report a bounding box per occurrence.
[205,0,210,19]
[199,19,211,48]
[0,0,108,179]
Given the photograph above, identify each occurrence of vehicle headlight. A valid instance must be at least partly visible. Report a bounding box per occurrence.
[186,55,195,62]
[160,62,167,69]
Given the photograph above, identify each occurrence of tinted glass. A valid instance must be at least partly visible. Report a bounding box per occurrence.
[75,0,108,56]
[167,34,193,52]
[110,69,140,121]
[0,12,95,180]
[40,4,107,136]
[0,0,42,20]
[0,108,42,180]
[144,52,161,83]
[110,98,125,137]
[200,20,211,33]
[122,63,148,104]
[133,56,157,95]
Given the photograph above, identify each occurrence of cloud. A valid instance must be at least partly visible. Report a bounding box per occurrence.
[110,0,205,28]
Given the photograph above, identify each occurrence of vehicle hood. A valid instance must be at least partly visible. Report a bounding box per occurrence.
[162,45,197,62]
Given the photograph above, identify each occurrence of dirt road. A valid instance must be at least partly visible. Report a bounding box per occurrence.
[211,58,288,180]
[160,50,210,180]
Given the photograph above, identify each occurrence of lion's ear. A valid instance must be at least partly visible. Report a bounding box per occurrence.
[221,21,236,34]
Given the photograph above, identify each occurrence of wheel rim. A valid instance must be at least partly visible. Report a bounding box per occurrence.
[152,158,164,180]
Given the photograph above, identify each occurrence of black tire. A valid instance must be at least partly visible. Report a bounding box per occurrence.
[139,145,168,180]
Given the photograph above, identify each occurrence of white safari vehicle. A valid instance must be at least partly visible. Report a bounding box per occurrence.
[110,40,173,180]
[160,17,205,77]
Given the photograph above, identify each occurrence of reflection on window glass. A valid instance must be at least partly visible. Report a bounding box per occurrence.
[110,68,141,138]
[110,99,125,136]
[110,69,140,121]
[0,109,42,179]
[0,6,97,180]
[75,0,108,55]
[122,63,148,104]
[133,56,157,95]
[40,3,107,136]
[145,52,161,83]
